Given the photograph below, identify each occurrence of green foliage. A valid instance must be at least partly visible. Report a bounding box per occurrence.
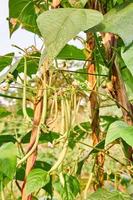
[17,107,34,118]
[37,8,103,58]
[0,53,14,71]
[0,143,17,180]
[95,1,133,45]
[74,68,88,82]
[77,140,105,175]
[0,59,20,84]
[54,174,80,200]
[16,161,51,181]
[21,131,59,144]
[16,52,40,76]
[26,168,50,195]
[0,0,133,199]
[0,135,16,146]
[115,53,133,99]
[0,53,19,83]
[57,44,86,60]
[89,140,105,154]
[0,107,11,118]
[87,189,132,200]
[121,45,133,76]
[121,67,133,99]
[105,121,133,146]
[9,0,40,35]
[68,0,88,8]
[100,115,119,132]
[68,122,91,149]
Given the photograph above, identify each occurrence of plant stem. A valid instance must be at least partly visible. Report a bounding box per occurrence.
[21,59,48,200]
[86,30,105,189]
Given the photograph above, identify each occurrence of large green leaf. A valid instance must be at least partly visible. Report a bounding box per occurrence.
[9,0,40,35]
[87,189,131,200]
[57,44,86,60]
[0,143,17,179]
[16,161,52,196]
[37,8,103,59]
[16,161,51,181]
[105,121,133,147]
[121,45,133,76]
[0,53,14,71]
[95,1,133,45]
[26,168,50,195]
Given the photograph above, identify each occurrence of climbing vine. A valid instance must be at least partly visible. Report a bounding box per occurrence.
[0,0,133,199]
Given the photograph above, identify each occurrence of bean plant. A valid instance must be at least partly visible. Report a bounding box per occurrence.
[0,0,133,200]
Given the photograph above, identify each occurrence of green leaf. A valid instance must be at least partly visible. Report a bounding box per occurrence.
[95,1,133,46]
[0,53,14,71]
[64,174,80,199]
[0,143,17,179]
[100,115,119,132]
[17,52,40,76]
[17,107,34,118]
[121,66,133,99]
[80,0,88,7]
[89,140,105,155]
[60,0,72,8]
[0,135,16,146]
[115,51,133,99]
[121,45,133,76]
[37,8,103,59]
[87,189,132,200]
[43,176,53,197]
[0,107,11,118]
[55,174,80,200]
[57,44,86,60]
[105,121,133,147]
[16,161,51,181]
[9,0,40,35]
[74,68,88,82]
[0,59,20,84]
[21,131,59,144]
[68,0,87,8]
[68,122,91,149]
[26,168,50,195]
